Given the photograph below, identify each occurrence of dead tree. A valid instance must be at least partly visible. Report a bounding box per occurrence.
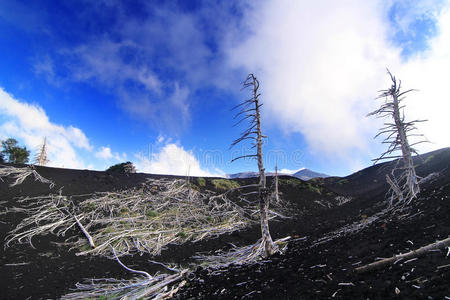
[367,70,427,206]
[231,74,276,257]
[34,137,49,166]
[274,164,280,203]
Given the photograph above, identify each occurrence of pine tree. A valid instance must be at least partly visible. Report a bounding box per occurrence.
[1,138,30,164]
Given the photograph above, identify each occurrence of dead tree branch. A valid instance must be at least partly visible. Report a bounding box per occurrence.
[0,164,54,188]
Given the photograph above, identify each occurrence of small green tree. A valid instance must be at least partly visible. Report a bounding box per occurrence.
[1,138,30,164]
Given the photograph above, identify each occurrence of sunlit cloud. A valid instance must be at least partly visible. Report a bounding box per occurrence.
[225,0,450,167]
[0,88,92,169]
[134,143,224,177]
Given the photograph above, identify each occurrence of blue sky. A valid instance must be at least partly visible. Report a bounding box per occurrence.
[0,0,449,177]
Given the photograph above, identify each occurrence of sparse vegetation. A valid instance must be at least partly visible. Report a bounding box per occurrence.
[279,178,302,186]
[423,154,435,164]
[337,179,349,185]
[197,177,206,187]
[306,183,321,194]
[145,209,158,218]
[211,179,240,191]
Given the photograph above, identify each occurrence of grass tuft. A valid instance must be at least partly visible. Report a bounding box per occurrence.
[211,179,240,191]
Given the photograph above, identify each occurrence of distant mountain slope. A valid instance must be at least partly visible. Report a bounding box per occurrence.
[323,147,450,198]
[292,168,329,180]
[226,172,259,179]
[227,168,329,180]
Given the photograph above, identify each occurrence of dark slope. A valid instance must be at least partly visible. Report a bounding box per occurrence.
[175,149,450,299]
[322,147,450,198]
[0,165,339,299]
[0,148,449,299]
[177,173,450,299]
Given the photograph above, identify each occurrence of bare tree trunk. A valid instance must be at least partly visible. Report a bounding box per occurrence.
[231,74,276,258]
[274,165,280,203]
[391,90,420,200]
[253,79,274,257]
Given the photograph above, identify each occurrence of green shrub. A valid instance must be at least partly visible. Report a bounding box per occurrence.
[337,179,349,185]
[106,161,136,174]
[176,231,186,238]
[279,178,302,186]
[211,179,240,191]
[104,226,114,233]
[197,177,206,187]
[306,183,322,194]
[146,210,158,218]
[423,154,435,164]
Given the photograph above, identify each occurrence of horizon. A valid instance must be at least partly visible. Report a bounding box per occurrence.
[1,1,449,177]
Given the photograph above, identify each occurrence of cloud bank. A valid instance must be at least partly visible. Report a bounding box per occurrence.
[225,0,450,160]
[135,143,223,177]
[0,88,92,169]
[95,146,126,162]
[0,88,219,176]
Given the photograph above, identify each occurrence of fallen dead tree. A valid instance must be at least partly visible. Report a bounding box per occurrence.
[0,164,54,188]
[311,209,390,247]
[355,236,450,274]
[6,178,257,257]
[62,247,188,300]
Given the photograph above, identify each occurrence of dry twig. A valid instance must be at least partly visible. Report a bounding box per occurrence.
[0,164,54,188]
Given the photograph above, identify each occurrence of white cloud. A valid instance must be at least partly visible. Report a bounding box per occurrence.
[226,0,398,158]
[95,146,126,162]
[225,0,450,164]
[33,55,59,86]
[95,146,113,160]
[135,143,223,177]
[0,88,92,169]
[68,39,162,93]
[157,135,165,144]
[394,6,450,153]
